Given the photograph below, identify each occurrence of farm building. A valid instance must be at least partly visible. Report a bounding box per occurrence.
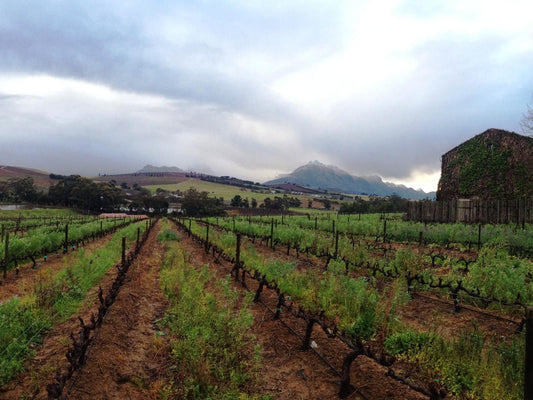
[437,128,533,201]
[408,129,533,223]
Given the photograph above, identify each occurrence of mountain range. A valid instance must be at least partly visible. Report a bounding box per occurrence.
[264,161,435,200]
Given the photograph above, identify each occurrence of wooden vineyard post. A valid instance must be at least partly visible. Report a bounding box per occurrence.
[383,219,387,243]
[315,216,318,231]
[3,232,9,279]
[419,231,423,247]
[100,220,103,235]
[334,231,339,259]
[233,216,236,232]
[233,233,241,282]
[1,224,4,242]
[188,219,192,237]
[136,227,140,247]
[332,219,335,234]
[204,224,210,253]
[121,236,126,267]
[526,307,533,400]
[235,234,241,266]
[64,224,69,254]
[478,224,482,250]
[270,218,274,249]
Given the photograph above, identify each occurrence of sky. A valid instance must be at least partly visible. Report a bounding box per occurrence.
[1,0,532,193]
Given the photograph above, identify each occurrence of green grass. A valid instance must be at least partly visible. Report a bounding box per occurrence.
[157,222,268,399]
[145,178,314,206]
[0,221,146,385]
[0,208,78,218]
[146,179,274,200]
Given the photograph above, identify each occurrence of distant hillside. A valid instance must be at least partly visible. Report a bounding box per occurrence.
[0,165,53,188]
[265,161,434,200]
[437,128,533,200]
[136,164,184,173]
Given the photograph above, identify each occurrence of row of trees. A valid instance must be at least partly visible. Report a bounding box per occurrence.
[1,176,408,216]
[339,194,409,214]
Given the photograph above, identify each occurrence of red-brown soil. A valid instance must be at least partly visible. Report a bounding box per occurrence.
[3,219,518,399]
[0,234,116,303]
[238,234,521,343]
[0,226,163,399]
[176,225,429,400]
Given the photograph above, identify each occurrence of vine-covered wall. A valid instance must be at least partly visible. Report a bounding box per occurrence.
[437,129,533,200]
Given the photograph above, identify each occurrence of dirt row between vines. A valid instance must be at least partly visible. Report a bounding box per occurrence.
[0,230,121,303]
[232,233,521,343]
[2,219,438,399]
[0,222,161,400]
[175,223,429,400]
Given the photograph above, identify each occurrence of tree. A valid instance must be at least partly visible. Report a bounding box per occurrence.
[180,188,226,217]
[521,96,533,135]
[48,176,124,212]
[144,195,169,214]
[251,198,258,208]
[230,195,242,207]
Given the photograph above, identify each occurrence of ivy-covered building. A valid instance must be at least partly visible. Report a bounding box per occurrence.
[437,128,533,200]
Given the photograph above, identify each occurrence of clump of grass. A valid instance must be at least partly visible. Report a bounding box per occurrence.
[159,241,269,399]
[157,229,180,242]
[385,326,524,400]
[0,221,146,385]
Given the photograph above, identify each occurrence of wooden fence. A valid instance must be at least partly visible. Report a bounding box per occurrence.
[406,198,533,224]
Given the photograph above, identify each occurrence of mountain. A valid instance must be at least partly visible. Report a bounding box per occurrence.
[264,161,434,200]
[136,165,184,173]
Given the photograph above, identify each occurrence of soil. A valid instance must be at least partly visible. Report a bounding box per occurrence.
[66,221,169,400]
[176,225,430,400]
[0,233,115,303]
[1,218,519,399]
[240,234,521,343]
[0,224,164,400]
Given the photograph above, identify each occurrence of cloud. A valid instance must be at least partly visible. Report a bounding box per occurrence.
[1,0,532,191]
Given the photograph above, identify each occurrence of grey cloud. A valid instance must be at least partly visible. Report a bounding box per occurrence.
[1,0,532,186]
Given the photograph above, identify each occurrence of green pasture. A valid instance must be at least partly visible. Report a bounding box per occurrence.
[145,178,313,205]
[0,208,78,218]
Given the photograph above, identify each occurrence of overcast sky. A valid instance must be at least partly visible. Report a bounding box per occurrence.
[1,0,532,192]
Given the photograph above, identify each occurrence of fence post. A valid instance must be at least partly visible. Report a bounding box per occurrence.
[383,219,387,243]
[64,224,69,254]
[478,224,482,250]
[270,218,274,249]
[235,233,241,267]
[526,307,533,400]
[3,232,9,279]
[205,224,210,253]
[121,236,126,266]
[334,231,339,259]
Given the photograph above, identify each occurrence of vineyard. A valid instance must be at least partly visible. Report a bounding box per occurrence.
[0,210,531,399]
[183,213,531,399]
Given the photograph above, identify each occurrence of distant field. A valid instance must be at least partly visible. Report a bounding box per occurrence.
[0,208,78,217]
[0,165,53,188]
[145,178,314,205]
